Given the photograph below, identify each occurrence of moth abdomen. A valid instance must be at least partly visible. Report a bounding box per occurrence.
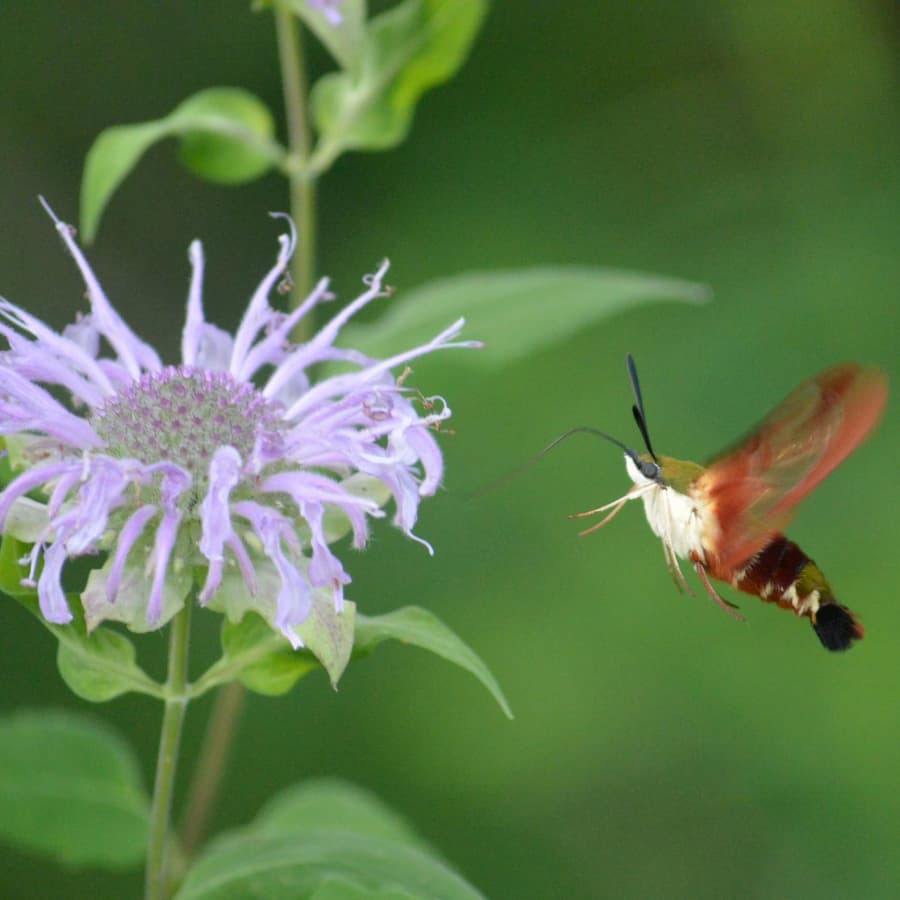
[725,534,863,651]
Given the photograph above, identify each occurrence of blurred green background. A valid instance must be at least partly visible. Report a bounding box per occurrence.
[1,1,898,897]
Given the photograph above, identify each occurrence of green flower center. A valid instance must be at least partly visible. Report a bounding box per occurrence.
[92,365,282,478]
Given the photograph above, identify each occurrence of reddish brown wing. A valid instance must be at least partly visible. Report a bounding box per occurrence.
[694,364,887,571]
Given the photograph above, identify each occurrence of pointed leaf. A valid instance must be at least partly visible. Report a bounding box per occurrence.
[81,87,282,241]
[354,607,512,718]
[295,595,356,687]
[339,266,710,368]
[0,710,149,868]
[311,0,487,167]
[80,121,169,242]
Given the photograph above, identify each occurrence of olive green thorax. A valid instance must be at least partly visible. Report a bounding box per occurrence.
[637,452,705,494]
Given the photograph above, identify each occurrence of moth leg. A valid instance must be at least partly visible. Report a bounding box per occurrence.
[569,486,637,520]
[693,558,745,622]
[661,538,693,595]
[573,494,630,537]
[656,490,694,595]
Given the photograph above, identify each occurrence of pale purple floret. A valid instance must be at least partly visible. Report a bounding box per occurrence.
[0,203,475,647]
[308,0,343,26]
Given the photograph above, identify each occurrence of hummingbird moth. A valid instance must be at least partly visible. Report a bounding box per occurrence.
[573,356,887,650]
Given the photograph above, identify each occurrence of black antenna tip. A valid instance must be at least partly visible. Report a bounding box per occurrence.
[626,355,658,462]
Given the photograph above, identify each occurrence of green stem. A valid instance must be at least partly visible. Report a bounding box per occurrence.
[145,603,192,900]
[274,2,317,319]
[179,680,246,858]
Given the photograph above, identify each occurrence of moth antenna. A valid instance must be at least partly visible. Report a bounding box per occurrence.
[626,353,658,462]
[472,426,638,497]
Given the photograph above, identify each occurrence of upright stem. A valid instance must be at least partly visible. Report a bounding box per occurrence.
[145,603,192,900]
[179,680,246,858]
[275,3,317,309]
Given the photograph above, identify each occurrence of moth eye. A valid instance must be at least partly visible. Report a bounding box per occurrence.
[640,461,661,480]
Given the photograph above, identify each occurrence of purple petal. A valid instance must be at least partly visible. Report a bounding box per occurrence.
[178,239,236,372]
[106,504,157,601]
[0,302,113,407]
[0,461,75,529]
[0,367,104,447]
[283,317,473,420]
[263,261,390,404]
[233,500,310,647]
[37,540,73,623]
[226,532,258,595]
[234,277,331,384]
[145,467,190,625]
[403,426,444,496]
[40,199,162,377]
[180,240,206,367]
[199,446,241,561]
[58,458,130,554]
[228,217,296,378]
[302,500,350,612]
[199,558,223,605]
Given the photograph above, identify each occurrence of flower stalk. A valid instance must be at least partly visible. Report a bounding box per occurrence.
[275,3,316,307]
[179,680,246,858]
[145,601,193,900]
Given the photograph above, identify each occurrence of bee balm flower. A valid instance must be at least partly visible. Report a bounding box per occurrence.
[0,204,474,647]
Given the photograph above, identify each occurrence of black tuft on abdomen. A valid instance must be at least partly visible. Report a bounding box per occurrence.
[812,603,863,652]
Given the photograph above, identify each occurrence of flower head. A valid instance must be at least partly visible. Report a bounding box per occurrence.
[0,203,474,647]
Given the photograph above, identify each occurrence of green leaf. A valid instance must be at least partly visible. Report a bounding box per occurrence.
[219,613,316,697]
[283,0,368,71]
[251,779,425,848]
[80,121,168,243]
[0,535,161,701]
[175,88,278,184]
[177,777,485,897]
[1,497,48,544]
[55,624,154,703]
[310,0,487,168]
[82,557,191,635]
[80,87,281,242]
[295,595,356,687]
[0,532,34,600]
[339,266,710,368]
[354,607,512,718]
[209,596,355,697]
[175,829,484,900]
[0,710,149,868]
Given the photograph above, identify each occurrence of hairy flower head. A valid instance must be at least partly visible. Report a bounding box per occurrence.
[0,203,473,646]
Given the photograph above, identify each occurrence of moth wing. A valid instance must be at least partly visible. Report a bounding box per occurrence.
[694,364,887,570]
